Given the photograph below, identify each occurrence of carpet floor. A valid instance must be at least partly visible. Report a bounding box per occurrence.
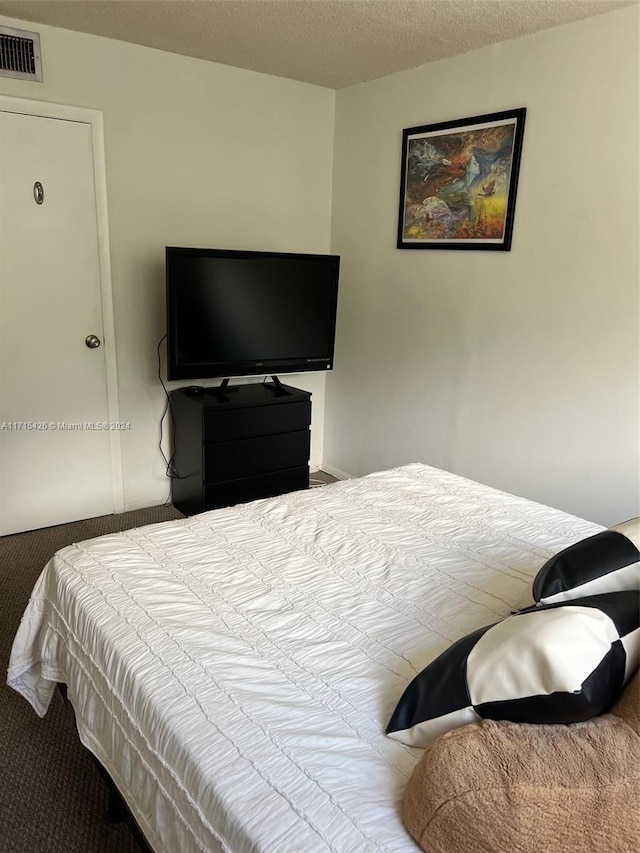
[0,504,182,853]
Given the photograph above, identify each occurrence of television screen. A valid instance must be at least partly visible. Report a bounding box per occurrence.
[166,247,340,381]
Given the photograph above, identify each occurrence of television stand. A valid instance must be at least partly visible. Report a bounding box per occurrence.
[267,375,293,396]
[170,382,311,515]
[207,377,241,403]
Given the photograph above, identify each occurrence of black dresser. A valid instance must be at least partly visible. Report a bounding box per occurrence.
[170,383,311,515]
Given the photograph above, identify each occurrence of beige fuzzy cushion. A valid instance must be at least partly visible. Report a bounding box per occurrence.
[403,673,640,853]
[611,670,639,733]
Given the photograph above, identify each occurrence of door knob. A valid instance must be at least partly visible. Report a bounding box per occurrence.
[85,334,101,349]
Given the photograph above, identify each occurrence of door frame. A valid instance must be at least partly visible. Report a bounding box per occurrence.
[0,95,124,514]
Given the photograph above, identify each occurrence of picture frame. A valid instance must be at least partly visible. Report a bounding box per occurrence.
[397,108,526,251]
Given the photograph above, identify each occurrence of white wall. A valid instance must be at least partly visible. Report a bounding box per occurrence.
[326,6,639,525]
[2,9,637,525]
[0,15,335,509]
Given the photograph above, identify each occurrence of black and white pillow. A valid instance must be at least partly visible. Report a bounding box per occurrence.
[385,591,640,748]
[533,519,639,605]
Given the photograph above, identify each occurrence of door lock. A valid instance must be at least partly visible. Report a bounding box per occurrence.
[85,334,101,349]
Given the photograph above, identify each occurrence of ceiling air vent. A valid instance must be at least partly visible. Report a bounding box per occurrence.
[0,25,42,82]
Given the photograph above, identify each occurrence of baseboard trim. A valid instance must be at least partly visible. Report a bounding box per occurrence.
[321,464,355,481]
[123,497,171,513]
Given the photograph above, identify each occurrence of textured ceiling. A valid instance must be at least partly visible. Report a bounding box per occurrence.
[0,0,634,88]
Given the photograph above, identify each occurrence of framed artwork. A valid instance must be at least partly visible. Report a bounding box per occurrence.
[397,108,526,250]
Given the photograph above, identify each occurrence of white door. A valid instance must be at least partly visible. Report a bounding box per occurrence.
[0,110,116,534]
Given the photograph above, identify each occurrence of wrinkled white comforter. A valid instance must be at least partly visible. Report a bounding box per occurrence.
[7,464,600,852]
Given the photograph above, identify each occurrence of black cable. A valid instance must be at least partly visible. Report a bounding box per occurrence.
[157,334,184,479]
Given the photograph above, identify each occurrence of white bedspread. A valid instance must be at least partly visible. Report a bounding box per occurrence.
[7,464,601,853]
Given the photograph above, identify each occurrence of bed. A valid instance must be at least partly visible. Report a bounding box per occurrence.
[7,463,601,853]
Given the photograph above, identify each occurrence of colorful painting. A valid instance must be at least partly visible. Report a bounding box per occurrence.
[397,109,526,251]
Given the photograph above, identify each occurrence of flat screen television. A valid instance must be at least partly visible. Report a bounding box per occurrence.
[166,247,340,381]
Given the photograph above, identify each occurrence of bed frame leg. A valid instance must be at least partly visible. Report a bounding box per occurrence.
[105,785,129,823]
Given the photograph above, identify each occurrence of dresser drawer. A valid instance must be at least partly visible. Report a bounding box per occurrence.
[204,401,311,443]
[205,430,311,483]
[204,466,309,510]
